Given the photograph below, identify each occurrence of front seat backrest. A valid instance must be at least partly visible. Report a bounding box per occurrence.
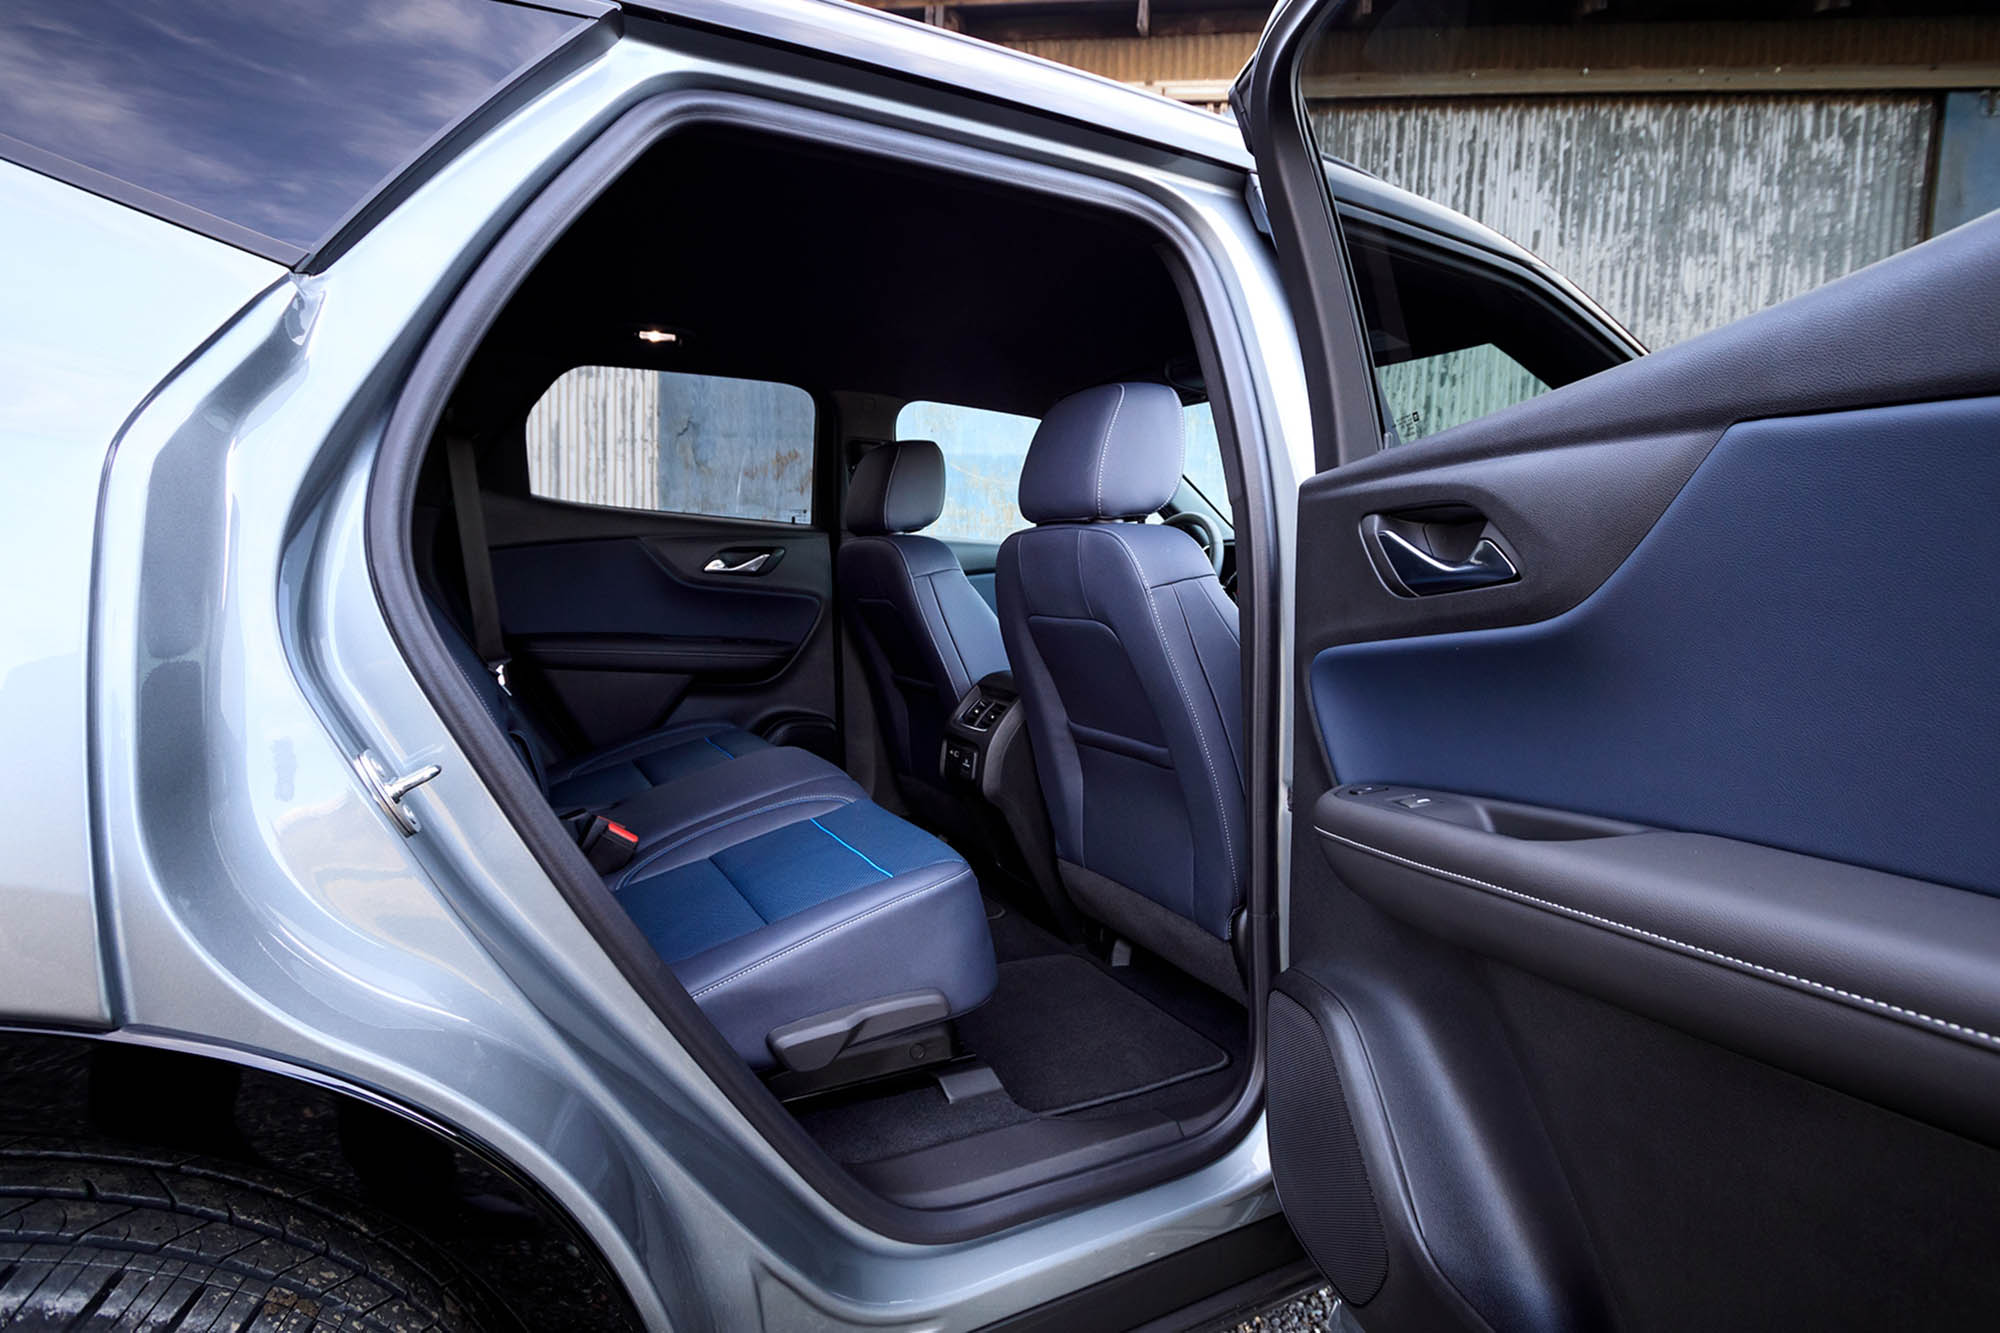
[838,439,1008,795]
[997,383,1246,995]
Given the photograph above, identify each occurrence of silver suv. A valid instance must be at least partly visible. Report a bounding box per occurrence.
[6,0,1999,1329]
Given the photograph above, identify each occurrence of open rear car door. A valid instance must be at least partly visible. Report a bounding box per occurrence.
[1235,4,2000,1329]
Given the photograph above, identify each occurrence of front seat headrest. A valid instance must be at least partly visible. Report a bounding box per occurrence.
[846,439,947,535]
[1018,382,1185,524]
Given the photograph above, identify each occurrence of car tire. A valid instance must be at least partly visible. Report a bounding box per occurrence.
[0,1138,494,1331]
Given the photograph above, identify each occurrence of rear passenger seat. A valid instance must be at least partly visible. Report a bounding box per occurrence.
[420,586,997,1072]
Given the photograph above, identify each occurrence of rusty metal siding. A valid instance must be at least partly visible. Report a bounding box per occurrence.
[1301,19,2000,97]
[524,367,816,522]
[525,365,662,510]
[1315,94,1934,349]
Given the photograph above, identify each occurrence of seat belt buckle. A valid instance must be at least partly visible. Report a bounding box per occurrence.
[574,814,639,874]
[487,656,512,694]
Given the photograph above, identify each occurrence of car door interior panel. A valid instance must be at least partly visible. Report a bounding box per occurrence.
[1273,217,2000,1331]
[1315,787,2000,1144]
[479,503,833,754]
[1313,395,2000,895]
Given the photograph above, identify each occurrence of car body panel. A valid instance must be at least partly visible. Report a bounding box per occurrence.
[0,159,279,1029]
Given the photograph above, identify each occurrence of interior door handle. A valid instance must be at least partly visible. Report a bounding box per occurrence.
[1370,526,1517,595]
[703,549,773,575]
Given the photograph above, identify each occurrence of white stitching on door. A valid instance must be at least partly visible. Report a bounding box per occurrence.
[1315,828,2000,1051]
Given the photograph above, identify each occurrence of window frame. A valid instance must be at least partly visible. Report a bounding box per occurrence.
[1336,204,1640,450]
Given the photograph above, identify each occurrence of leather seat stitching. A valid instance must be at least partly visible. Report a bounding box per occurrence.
[615,793,855,884]
[1316,828,2000,1051]
[446,653,506,730]
[1169,583,1246,796]
[919,570,971,695]
[1099,530,1239,882]
[1092,384,1127,518]
[557,721,734,779]
[879,442,903,531]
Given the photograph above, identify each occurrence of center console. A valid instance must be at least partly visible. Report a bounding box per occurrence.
[938,671,1076,934]
[942,672,1022,790]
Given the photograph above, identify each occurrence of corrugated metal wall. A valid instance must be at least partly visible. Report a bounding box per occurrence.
[1314,94,1935,349]
[525,364,662,510]
[525,367,815,522]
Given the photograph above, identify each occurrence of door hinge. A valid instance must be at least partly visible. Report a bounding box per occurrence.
[356,751,441,837]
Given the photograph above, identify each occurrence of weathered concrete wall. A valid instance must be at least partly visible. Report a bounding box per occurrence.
[1315,94,1934,349]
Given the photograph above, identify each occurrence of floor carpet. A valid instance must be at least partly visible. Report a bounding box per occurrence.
[955,953,1229,1114]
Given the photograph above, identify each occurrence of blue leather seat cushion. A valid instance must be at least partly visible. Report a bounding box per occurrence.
[545,719,771,807]
[618,799,957,961]
[616,795,997,1067]
[598,744,866,867]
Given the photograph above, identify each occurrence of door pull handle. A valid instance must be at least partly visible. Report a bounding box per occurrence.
[1371,526,1517,595]
[704,551,773,575]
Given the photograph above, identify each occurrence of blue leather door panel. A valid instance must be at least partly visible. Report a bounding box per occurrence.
[1312,395,2000,896]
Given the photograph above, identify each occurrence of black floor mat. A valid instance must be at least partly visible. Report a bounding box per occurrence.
[956,954,1229,1114]
[793,1081,1038,1164]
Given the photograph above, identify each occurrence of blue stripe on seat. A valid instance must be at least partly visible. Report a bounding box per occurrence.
[613,798,963,964]
[811,817,891,878]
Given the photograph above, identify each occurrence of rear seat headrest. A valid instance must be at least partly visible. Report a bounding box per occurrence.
[1018,382,1185,524]
[846,440,947,535]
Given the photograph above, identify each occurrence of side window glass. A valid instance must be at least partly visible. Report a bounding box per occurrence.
[895,400,1040,542]
[1341,216,1624,447]
[526,367,814,524]
[1376,344,1551,445]
[1179,400,1231,521]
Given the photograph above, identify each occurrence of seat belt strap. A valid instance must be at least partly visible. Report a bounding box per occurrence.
[444,433,510,691]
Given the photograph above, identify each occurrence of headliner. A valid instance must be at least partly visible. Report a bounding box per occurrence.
[456,126,1199,429]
